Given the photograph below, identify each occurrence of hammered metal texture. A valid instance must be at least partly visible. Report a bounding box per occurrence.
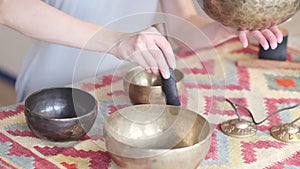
[221,119,257,138]
[271,124,300,143]
[198,0,300,30]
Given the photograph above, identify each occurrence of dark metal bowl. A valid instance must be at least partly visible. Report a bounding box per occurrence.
[24,87,98,141]
[197,0,300,30]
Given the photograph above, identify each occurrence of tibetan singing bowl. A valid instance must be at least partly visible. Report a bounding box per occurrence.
[197,0,300,30]
[123,66,184,104]
[24,87,98,141]
[104,104,212,169]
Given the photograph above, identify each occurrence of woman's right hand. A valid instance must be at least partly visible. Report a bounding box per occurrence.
[110,27,176,79]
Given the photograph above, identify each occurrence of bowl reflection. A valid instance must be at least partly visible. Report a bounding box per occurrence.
[104,104,211,169]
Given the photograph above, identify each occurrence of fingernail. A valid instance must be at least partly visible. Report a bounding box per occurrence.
[271,44,278,50]
[162,71,170,79]
[160,67,171,79]
[278,37,283,44]
[263,45,269,50]
[170,63,176,70]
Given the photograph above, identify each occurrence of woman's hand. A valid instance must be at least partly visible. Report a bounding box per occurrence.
[239,26,283,50]
[110,27,176,79]
[201,22,283,50]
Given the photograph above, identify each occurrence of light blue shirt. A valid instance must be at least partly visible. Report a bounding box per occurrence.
[16,0,160,102]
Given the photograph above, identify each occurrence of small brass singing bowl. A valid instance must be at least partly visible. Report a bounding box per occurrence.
[123,66,184,104]
[24,87,98,141]
[197,0,300,30]
[104,104,212,169]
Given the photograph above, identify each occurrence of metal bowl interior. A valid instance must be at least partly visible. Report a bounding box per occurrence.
[24,87,98,141]
[123,66,184,104]
[104,104,211,169]
[197,0,300,30]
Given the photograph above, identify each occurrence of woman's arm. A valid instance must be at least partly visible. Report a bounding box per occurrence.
[0,0,121,51]
[0,0,175,78]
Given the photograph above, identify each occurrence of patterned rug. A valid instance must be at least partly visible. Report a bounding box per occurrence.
[1,38,300,169]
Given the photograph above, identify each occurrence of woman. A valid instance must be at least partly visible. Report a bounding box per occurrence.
[0,0,282,102]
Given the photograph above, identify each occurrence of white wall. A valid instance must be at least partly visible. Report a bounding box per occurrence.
[0,25,31,77]
[281,12,300,36]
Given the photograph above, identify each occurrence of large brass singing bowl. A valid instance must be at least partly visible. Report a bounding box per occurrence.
[104,104,211,169]
[197,0,300,30]
[123,66,184,104]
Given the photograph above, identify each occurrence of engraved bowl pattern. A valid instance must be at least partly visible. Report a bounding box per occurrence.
[197,0,300,30]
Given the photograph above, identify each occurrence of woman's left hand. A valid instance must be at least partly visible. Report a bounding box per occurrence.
[238,26,283,50]
[199,22,283,50]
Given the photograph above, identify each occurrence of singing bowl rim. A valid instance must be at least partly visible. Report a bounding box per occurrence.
[24,87,98,121]
[123,66,184,88]
[104,104,212,152]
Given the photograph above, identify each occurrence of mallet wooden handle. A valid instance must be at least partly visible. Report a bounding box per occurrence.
[237,59,300,69]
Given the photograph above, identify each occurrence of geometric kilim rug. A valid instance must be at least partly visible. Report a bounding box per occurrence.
[1,38,300,168]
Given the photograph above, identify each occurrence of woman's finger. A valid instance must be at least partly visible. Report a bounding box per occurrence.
[154,36,176,69]
[261,29,278,49]
[250,30,269,50]
[132,54,152,74]
[140,49,161,76]
[269,26,283,43]
[238,30,249,48]
[147,46,170,79]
